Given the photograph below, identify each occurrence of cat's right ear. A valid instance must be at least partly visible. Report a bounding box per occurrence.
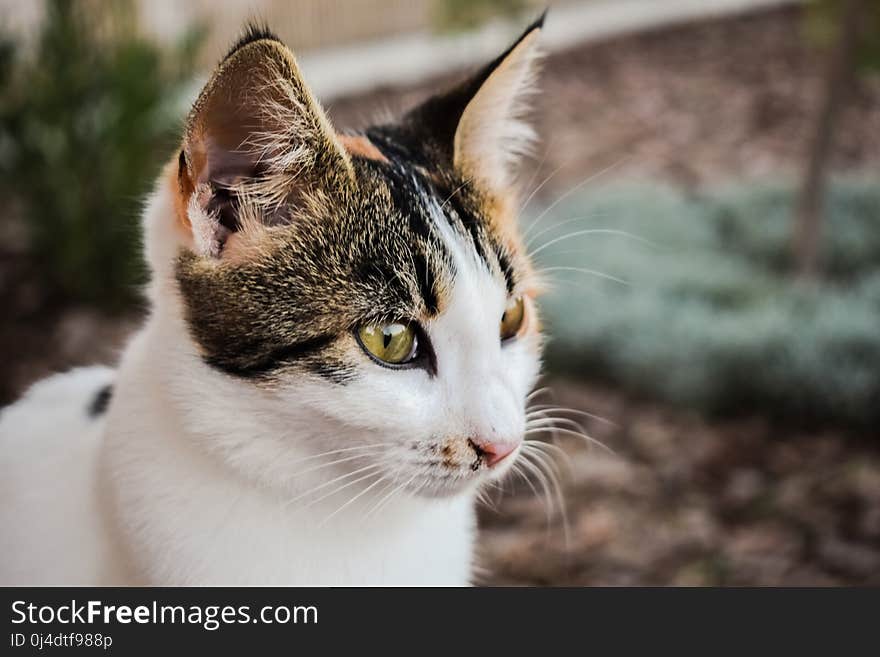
[175,26,352,258]
[389,15,544,192]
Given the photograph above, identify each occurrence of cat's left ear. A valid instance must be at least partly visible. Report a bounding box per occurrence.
[175,26,352,258]
[402,15,544,190]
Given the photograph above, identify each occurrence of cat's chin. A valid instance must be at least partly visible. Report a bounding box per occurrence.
[406,463,517,500]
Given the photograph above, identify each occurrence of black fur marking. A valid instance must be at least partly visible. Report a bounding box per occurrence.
[88,384,113,418]
[378,161,436,243]
[177,149,188,189]
[205,333,335,379]
[309,360,356,385]
[361,155,448,316]
[368,127,511,291]
[496,248,516,294]
[365,129,420,167]
[413,252,439,316]
[445,190,488,266]
[222,21,283,64]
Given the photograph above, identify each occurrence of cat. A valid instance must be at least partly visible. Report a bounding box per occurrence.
[0,15,546,586]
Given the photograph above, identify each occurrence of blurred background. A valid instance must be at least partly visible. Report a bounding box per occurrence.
[1,0,878,585]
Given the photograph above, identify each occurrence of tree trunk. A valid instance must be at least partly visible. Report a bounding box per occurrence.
[792,0,865,280]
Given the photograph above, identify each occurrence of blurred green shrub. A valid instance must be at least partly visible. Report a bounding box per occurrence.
[433,0,529,32]
[805,0,880,71]
[0,0,202,311]
[534,180,880,429]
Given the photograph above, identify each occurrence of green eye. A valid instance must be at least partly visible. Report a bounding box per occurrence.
[357,323,419,365]
[500,296,526,342]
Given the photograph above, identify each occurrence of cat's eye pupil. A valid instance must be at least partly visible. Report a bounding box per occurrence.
[357,322,419,367]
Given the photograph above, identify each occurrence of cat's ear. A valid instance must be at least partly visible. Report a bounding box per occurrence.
[177,25,352,258]
[403,15,544,190]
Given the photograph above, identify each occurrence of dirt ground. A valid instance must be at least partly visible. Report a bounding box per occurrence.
[477,381,880,586]
[3,7,879,585]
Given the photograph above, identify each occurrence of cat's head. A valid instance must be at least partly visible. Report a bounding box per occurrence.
[154,19,545,499]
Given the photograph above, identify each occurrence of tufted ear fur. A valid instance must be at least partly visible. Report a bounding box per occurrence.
[453,17,543,190]
[176,25,352,258]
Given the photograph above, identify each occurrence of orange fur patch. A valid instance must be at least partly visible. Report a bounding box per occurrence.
[338,134,387,163]
[167,153,193,236]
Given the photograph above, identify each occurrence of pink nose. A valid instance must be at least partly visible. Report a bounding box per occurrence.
[471,439,519,467]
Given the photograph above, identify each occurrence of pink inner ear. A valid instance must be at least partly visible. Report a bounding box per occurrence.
[196,105,265,182]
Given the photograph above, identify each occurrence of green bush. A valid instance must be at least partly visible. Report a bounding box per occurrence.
[533,180,880,429]
[0,0,202,311]
[434,0,530,32]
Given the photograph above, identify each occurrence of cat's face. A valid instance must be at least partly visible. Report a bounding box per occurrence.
[166,21,544,498]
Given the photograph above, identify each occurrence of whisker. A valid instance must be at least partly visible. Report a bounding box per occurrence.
[539,266,629,286]
[525,214,613,248]
[364,473,418,520]
[516,451,555,524]
[303,467,386,509]
[525,426,615,455]
[406,476,431,500]
[527,404,617,428]
[525,446,570,550]
[525,407,563,444]
[476,486,499,512]
[517,139,553,214]
[289,451,385,481]
[527,415,589,435]
[523,445,567,500]
[527,412,587,430]
[530,228,655,259]
[318,473,389,526]
[284,462,383,508]
[521,442,566,483]
[526,386,555,402]
[519,160,568,225]
[439,177,472,211]
[523,156,631,238]
[523,439,572,466]
[530,227,658,256]
[509,461,541,499]
[285,443,394,469]
[360,477,399,520]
